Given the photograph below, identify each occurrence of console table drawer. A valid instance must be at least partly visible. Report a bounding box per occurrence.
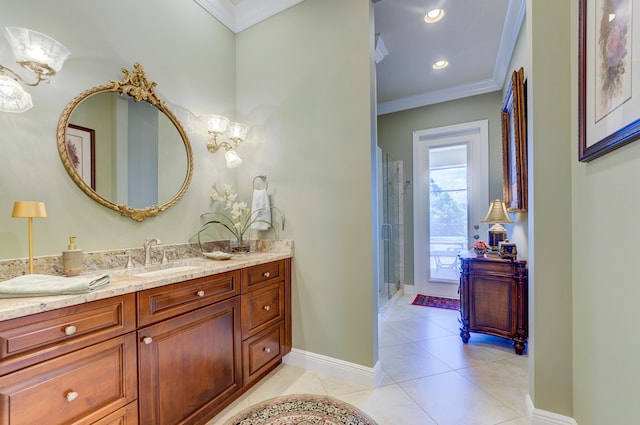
[0,294,135,376]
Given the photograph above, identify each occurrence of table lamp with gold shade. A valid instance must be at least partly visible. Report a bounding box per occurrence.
[11,201,47,274]
[481,199,512,252]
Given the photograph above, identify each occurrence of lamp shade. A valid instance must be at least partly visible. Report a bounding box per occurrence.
[227,122,249,141]
[0,75,32,112]
[12,201,47,218]
[225,150,242,168]
[202,114,229,134]
[481,199,512,224]
[4,27,70,72]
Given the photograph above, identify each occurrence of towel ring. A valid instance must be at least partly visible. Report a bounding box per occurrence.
[253,175,268,190]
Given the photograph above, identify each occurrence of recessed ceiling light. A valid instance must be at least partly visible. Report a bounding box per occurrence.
[432,60,449,70]
[424,8,444,23]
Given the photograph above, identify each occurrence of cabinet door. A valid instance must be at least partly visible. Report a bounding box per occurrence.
[137,297,242,425]
[468,274,516,337]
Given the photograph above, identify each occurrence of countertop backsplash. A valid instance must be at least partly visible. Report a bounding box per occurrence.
[0,240,293,281]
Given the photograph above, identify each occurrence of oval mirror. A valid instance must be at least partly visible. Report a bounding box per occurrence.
[56,63,194,222]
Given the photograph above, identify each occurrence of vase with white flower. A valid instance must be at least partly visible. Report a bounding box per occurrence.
[195,183,272,254]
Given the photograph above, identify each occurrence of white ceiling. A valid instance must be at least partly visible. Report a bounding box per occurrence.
[195,0,525,115]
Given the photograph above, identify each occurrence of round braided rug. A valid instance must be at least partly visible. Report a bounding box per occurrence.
[224,394,378,425]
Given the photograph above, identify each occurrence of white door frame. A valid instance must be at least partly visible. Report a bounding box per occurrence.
[413,120,489,296]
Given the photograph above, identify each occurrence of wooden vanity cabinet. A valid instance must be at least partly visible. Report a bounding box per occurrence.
[459,256,528,354]
[137,260,292,425]
[0,257,292,425]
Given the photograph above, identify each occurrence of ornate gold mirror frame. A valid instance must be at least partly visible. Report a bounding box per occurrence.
[56,63,194,222]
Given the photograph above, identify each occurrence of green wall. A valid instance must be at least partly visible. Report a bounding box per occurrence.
[235,0,376,367]
[527,0,574,416]
[568,0,640,423]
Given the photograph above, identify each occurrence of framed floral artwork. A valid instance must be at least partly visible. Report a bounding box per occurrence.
[66,124,96,190]
[501,67,527,212]
[579,0,638,161]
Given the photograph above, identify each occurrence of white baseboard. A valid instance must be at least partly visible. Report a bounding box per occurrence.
[526,395,578,425]
[283,348,381,388]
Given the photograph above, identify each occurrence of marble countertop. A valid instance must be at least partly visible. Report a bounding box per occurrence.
[0,251,291,322]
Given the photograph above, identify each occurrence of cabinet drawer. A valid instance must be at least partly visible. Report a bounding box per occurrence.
[0,294,136,377]
[242,321,284,384]
[466,259,516,275]
[241,260,284,292]
[242,282,284,338]
[90,401,137,425]
[0,333,137,425]
[137,270,240,327]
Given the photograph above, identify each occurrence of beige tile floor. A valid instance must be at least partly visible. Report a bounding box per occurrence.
[207,293,529,425]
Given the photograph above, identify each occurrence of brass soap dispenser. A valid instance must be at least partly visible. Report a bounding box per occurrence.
[62,236,83,276]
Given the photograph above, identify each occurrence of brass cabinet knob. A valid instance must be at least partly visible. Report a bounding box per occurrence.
[64,325,77,336]
[263,305,271,311]
[66,391,79,402]
[197,290,205,297]
[263,272,270,278]
[264,347,271,353]
[143,337,153,345]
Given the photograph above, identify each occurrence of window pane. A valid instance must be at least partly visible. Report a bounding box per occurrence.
[429,145,467,280]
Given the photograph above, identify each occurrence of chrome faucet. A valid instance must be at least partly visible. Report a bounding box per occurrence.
[143,238,161,266]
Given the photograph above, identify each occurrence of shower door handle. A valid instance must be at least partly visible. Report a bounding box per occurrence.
[381,224,392,241]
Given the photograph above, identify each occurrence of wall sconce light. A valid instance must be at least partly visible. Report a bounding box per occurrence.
[0,27,71,113]
[481,199,513,251]
[202,114,249,168]
[11,201,48,274]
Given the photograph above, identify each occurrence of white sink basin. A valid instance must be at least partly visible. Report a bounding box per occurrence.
[133,264,203,278]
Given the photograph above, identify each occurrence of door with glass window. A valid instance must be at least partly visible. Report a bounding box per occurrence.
[412,121,489,297]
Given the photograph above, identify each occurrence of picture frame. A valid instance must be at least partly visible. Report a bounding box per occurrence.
[579,0,638,162]
[66,124,96,190]
[501,67,528,212]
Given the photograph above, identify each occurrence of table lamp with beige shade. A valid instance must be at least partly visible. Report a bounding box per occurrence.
[12,201,47,274]
[481,199,512,252]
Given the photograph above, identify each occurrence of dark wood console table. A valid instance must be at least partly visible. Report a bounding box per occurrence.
[459,255,528,354]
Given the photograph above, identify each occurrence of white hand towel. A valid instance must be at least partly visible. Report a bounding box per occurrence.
[0,274,111,298]
[251,189,271,230]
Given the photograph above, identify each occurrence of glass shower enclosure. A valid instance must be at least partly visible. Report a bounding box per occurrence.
[378,149,404,311]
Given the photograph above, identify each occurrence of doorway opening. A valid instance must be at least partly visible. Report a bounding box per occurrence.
[413,120,489,298]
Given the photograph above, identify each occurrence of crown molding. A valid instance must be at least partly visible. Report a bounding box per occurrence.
[194,0,304,33]
[377,79,501,116]
[376,0,525,116]
[492,0,526,89]
[194,0,236,32]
